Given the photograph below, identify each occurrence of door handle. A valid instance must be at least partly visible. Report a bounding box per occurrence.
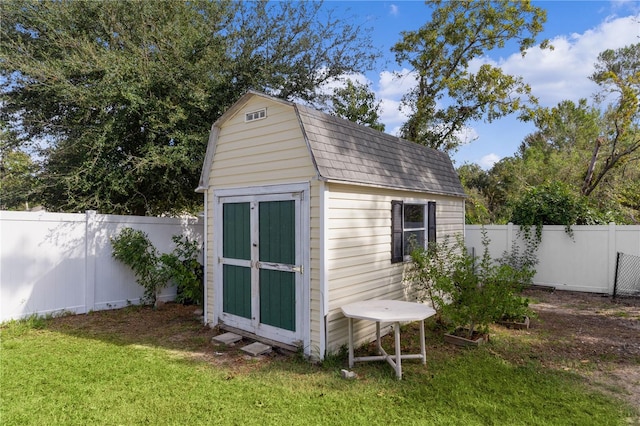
[256,262,302,274]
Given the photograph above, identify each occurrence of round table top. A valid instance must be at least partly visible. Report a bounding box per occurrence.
[340,300,436,322]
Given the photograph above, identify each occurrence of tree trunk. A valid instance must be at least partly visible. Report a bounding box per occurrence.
[582,137,602,196]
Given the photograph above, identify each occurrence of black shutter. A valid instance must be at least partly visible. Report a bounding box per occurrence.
[391,200,403,263]
[427,201,436,246]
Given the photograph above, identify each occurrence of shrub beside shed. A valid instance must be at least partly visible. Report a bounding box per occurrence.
[197,91,466,359]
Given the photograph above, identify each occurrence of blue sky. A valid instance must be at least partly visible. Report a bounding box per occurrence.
[322,1,640,168]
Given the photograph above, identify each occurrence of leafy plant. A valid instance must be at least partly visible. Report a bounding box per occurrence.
[405,229,532,339]
[160,235,203,305]
[110,228,170,306]
[498,235,539,287]
[111,228,204,306]
[510,182,585,242]
[495,239,536,322]
[444,245,492,337]
[405,235,461,322]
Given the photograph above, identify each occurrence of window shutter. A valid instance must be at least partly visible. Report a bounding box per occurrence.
[427,201,436,246]
[391,200,403,263]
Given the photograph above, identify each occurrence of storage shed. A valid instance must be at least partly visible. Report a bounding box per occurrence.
[196,91,466,359]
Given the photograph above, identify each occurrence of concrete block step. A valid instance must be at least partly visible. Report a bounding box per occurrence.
[212,332,243,346]
[241,342,272,356]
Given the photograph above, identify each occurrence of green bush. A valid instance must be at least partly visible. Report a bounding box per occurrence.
[510,182,584,241]
[160,235,203,305]
[111,228,203,307]
[111,228,170,306]
[405,229,532,338]
[404,235,463,323]
[495,236,538,321]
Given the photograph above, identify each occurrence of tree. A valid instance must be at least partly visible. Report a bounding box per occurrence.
[457,156,531,225]
[506,45,640,224]
[329,80,385,131]
[511,100,602,198]
[462,54,640,226]
[392,0,548,152]
[0,122,41,210]
[510,182,585,241]
[0,1,378,215]
[0,148,40,210]
[456,163,491,224]
[581,43,640,197]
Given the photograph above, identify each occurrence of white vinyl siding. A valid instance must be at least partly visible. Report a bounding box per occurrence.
[324,183,464,354]
[209,98,316,189]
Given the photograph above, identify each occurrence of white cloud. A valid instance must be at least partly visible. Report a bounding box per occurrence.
[378,97,412,136]
[479,153,501,169]
[375,69,417,134]
[372,14,639,138]
[496,14,640,106]
[389,4,399,16]
[454,126,479,145]
[377,69,416,98]
[465,15,640,107]
[612,0,640,13]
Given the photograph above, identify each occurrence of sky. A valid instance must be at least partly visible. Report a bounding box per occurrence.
[322,0,640,169]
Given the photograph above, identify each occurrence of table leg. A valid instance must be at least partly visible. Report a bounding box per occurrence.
[376,321,381,354]
[394,322,402,379]
[420,319,426,365]
[348,317,354,368]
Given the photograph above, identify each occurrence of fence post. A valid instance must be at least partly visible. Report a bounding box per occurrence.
[507,222,514,253]
[85,210,97,312]
[607,222,616,295]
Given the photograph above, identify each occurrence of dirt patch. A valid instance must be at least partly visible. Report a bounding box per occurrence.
[46,303,286,373]
[45,291,640,413]
[519,288,640,413]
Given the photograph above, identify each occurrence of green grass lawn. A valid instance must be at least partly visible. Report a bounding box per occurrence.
[0,314,635,426]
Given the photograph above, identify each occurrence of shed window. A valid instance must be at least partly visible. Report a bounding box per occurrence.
[391,201,436,263]
[245,108,267,122]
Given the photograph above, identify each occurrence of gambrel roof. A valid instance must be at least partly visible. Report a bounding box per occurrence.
[197,91,465,198]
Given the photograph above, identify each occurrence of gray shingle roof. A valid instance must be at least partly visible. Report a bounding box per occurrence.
[197,91,466,198]
[294,104,466,197]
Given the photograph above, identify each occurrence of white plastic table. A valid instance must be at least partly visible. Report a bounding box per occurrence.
[341,300,436,379]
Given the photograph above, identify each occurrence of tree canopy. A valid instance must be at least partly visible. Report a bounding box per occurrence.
[329,80,385,132]
[581,43,640,197]
[0,0,378,215]
[0,147,40,211]
[460,44,640,225]
[392,0,548,152]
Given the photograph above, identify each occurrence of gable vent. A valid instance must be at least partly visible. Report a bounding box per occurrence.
[245,108,266,122]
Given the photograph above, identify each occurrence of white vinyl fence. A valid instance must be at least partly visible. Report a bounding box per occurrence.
[465,223,640,294]
[0,210,203,322]
[3,214,638,322]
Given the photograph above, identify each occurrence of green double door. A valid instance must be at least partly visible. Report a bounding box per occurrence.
[219,194,302,343]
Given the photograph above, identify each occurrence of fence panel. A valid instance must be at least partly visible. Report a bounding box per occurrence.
[614,252,640,297]
[1,212,87,321]
[0,210,203,322]
[466,223,640,294]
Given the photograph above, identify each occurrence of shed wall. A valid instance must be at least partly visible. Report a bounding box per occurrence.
[204,97,322,354]
[324,183,464,354]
